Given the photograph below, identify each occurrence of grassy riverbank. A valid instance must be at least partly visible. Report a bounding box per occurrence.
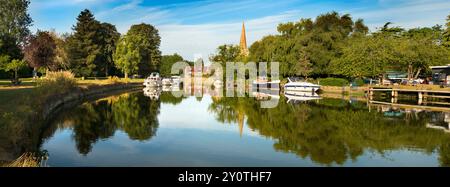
[0,76,144,125]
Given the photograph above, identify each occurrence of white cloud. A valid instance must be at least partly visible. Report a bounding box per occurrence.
[349,0,450,30]
[29,0,450,62]
[158,10,300,62]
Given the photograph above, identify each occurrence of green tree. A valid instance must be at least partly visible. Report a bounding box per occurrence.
[395,35,448,80]
[0,0,33,47]
[249,12,369,77]
[1,59,26,81]
[294,52,313,78]
[113,34,142,79]
[330,35,395,79]
[98,23,120,76]
[49,31,70,70]
[160,53,184,77]
[127,23,162,76]
[209,96,450,166]
[443,14,450,48]
[0,0,32,79]
[66,9,101,77]
[210,44,241,65]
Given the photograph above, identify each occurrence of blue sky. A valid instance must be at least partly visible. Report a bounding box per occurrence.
[29,0,450,61]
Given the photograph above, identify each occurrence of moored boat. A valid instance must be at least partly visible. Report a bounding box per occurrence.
[284,78,320,92]
[144,72,162,87]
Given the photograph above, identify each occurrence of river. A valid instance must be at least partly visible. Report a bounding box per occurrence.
[2,87,450,166]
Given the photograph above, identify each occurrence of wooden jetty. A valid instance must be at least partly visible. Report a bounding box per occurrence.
[367,87,450,105]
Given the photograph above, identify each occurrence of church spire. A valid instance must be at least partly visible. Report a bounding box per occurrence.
[240,22,249,57]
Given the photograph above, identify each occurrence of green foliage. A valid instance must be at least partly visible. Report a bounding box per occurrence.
[46,93,160,154]
[249,12,370,77]
[65,10,101,77]
[0,0,33,47]
[97,23,120,76]
[127,23,162,76]
[66,9,120,77]
[0,55,10,70]
[248,12,450,80]
[49,31,70,70]
[4,59,27,79]
[331,25,449,79]
[113,34,142,78]
[352,78,365,87]
[443,14,450,48]
[160,53,184,77]
[0,0,32,79]
[210,44,241,64]
[317,77,349,86]
[330,35,395,78]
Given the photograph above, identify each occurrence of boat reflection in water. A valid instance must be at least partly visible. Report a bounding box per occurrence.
[143,87,162,100]
[284,90,321,104]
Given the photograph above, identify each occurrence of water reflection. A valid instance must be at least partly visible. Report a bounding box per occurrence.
[208,95,450,166]
[48,92,160,155]
[1,87,450,166]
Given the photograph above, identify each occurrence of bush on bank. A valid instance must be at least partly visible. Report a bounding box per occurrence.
[35,71,77,97]
[317,78,350,86]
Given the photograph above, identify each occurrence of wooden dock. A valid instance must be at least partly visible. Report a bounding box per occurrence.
[367,87,450,105]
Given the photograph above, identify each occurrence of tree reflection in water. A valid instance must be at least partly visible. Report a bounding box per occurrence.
[3,89,450,166]
[208,96,450,166]
[51,92,161,155]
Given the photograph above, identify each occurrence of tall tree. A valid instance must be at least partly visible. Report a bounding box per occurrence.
[0,0,32,79]
[66,9,102,77]
[3,59,26,81]
[0,0,33,47]
[97,23,120,76]
[210,44,241,65]
[113,34,142,79]
[23,31,57,75]
[49,31,69,70]
[396,33,448,80]
[249,12,370,77]
[443,14,450,48]
[160,53,184,77]
[127,23,161,76]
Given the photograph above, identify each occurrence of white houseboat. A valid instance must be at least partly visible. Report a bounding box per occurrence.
[144,72,162,87]
[284,78,321,92]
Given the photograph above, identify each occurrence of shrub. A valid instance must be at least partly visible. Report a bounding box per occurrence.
[317,77,349,86]
[36,71,77,96]
[107,76,121,84]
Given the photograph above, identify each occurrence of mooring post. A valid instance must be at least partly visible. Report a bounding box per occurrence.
[391,97,398,103]
[418,92,423,105]
[391,89,398,97]
[368,87,373,97]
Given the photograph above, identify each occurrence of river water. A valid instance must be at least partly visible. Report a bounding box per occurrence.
[3,87,450,166]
